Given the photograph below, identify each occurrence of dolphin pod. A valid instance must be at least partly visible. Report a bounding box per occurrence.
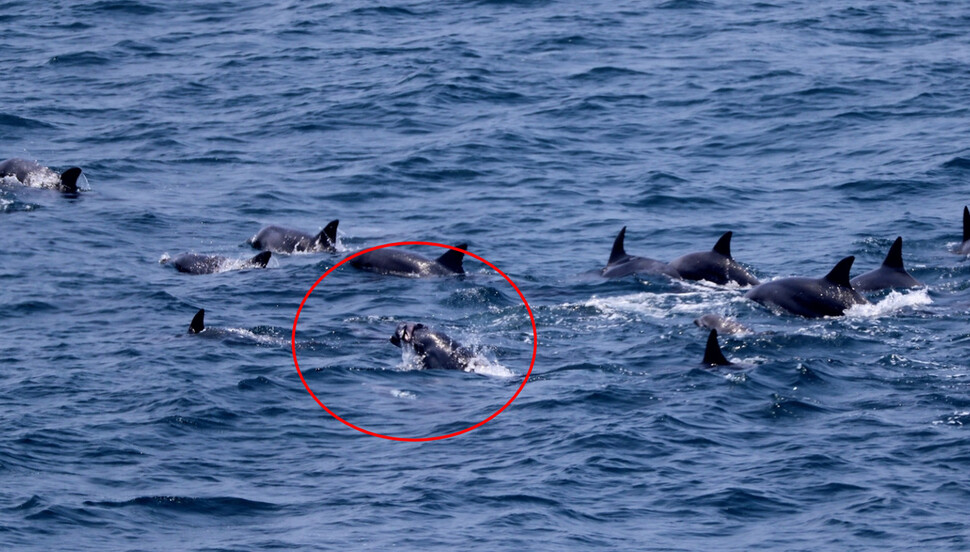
[0,158,82,193]
[603,227,758,286]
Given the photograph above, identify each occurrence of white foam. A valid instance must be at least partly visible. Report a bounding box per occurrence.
[391,389,417,400]
[844,288,932,318]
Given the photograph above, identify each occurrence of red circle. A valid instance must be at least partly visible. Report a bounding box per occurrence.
[291,241,538,441]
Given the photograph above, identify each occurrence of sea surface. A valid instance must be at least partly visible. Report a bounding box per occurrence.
[2,0,970,549]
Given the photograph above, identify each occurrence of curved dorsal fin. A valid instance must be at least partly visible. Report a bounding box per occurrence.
[702,329,732,366]
[964,206,970,243]
[189,309,205,334]
[712,231,732,258]
[609,227,628,264]
[823,256,855,288]
[249,251,272,268]
[59,167,82,193]
[882,237,904,269]
[436,244,466,274]
[315,219,339,248]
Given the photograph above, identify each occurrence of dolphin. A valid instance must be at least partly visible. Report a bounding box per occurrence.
[744,256,867,318]
[390,322,474,371]
[248,220,338,254]
[601,227,678,278]
[668,231,760,286]
[189,309,207,334]
[0,158,82,193]
[169,251,271,274]
[850,237,922,292]
[694,313,752,335]
[957,207,970,255]
[351,244,466,277]
[702,329,733,367]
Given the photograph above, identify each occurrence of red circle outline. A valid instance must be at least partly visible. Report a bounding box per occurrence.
[291,241,538,441]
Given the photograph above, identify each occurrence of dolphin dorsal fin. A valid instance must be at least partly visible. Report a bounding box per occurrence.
[249,251,272,268]
[712,231,732,258]
[315,219,339,248]
[436,244,466,274]
[703,329,732,366]
[59,167,82,193]
[964,207,970,243]
[823,256,855,288]
[882,237,904,270]
[189,309,205,334]
[609,227,628,264]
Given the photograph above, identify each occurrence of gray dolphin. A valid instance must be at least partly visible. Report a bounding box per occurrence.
[351,244,466,277]
[0,158,82,193]
[248,220,338,254]
[744,256,868,318]
[601,227,678,278]
[389,323,474,371]
[169,251,271,274]
[668,231,760,286]
[702,329,733,367]
[957,207,970,255]
[694,314,752,335]
[850,237,922,292]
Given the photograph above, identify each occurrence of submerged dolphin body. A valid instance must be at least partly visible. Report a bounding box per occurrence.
[668,231,760,286]
[744,256,867,318]
[0,158,82,193]
[169,251,271,274]
[351,244,467,277]
[601,227,678,278]
[249,220,339,254]
[694,314,752,336]
[850,237,922,292]
[390,323,474,371]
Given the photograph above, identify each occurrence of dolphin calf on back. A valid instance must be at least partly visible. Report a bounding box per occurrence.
[668,231,760,286]
[850,237,922,292]
[601,227,678,278]
[169,251,271,274]
[744,256,867,317]
[249,220,339,254]
[390,322,474,371]
[0,158,82,193]
[351,244,466,277]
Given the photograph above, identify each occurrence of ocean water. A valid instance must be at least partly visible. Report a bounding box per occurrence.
[2,0,970,549]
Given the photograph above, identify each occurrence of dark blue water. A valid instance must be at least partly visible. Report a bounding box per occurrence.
[3,0,970,549]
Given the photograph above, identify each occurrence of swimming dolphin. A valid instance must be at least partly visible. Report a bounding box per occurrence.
[351,244,466,277]
[957,207,970,255]
[744,256,867,318]
[248,220,339,254]
[169,251,271,274]
[668,231,760,286]
[0,158,82,193]
[390,322,474,370]
[850,237,922,291]
[702,329,733,367]
[694,313,752,335]
[601,227,678,278]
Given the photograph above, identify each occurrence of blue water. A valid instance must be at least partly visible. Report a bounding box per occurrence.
[3,0,970,549]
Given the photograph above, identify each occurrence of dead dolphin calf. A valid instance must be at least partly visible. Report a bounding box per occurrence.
[694,314,753,335]
[351,244,466,277]
[744,256,867,318]
[601,227,679,278]
[168,251,271,274]
[668,231,760,286]
[0,158,82,193]
[249,220,339,254]
[390,323,474,371]
[851,237,922,292]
